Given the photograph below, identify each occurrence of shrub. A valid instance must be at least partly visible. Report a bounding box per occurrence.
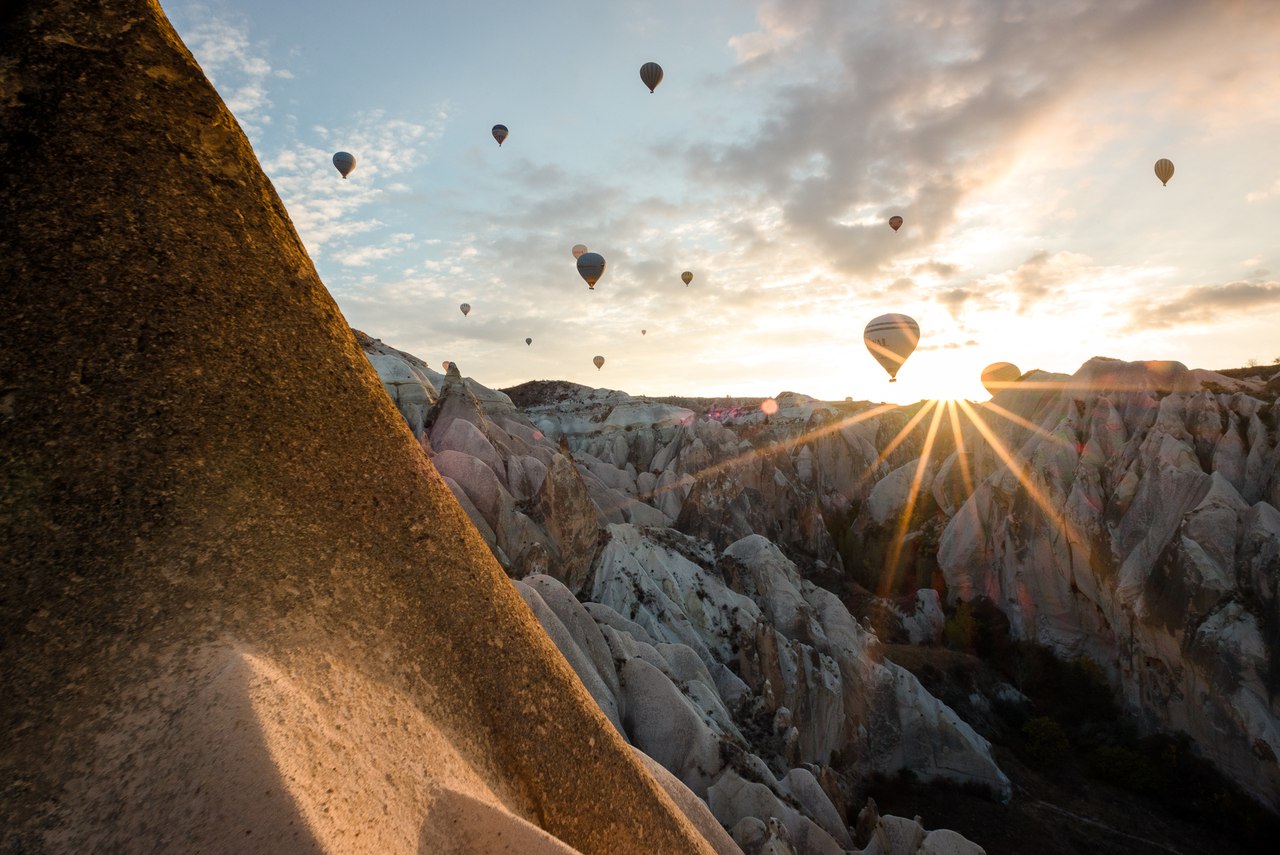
[1021,716,1070,766]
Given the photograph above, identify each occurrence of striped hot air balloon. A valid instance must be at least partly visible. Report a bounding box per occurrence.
[593,355,605,370]
[1154,158,1174,186]
[681,271,693,286]
[640,62,663,93]
[459,303,471,317]
[863,313,920,382]
[492,124,509,146]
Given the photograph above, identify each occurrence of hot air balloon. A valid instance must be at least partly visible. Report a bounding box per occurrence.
[442,361,451,372]
[863,313,920,382]
[681,271,693,286]
[593,355,605,370]
[641,329,647,336]
[572,244,588,259]
[525,337,532,346]
[1154,158,1174,186]
[492,124,509,146]
[980,362,1021,397]
[459,303,471,317]
[577,252,606,290]
[640,62,663,93]
[889,216,903,231]
[332,151,356,179]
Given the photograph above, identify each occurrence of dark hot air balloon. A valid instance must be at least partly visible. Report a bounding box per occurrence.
[640,62,664,93]
[889,216,903,231]
[577,252,606,290]
[492,124,509,146]
[332,151,356,179]
[593,355,605,370]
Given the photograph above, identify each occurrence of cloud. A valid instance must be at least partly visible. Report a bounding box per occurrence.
[1143,279,1280,327]
[690,0,1280,281]
[1246,179,1280,203]
[175,11,284,133]
[259,110,446,259]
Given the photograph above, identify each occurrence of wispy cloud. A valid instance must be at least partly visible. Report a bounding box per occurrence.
[1144,279,1280,328]
[259,110,447,261]
[177,11,282,133]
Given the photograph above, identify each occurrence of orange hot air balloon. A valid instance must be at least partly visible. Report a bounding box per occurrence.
[1154,158,1174,186]
[980,362,1021,397]
[572,243,588,259]
[889,215,903,231]
[593,355,605,370]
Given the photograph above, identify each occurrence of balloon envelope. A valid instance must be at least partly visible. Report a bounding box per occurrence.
[1154,158,1174,186]
[442,361,451,372]
[889,216,903,231]
[681,271,693,286]
[981,362,1021,397]
[863,313,920,382]
[572,243,588,259]
[525,337,532,346]
[459,303,471,317]
[492,124,508,146]
[593,355,605,370]
[577,252,606,289]
[332,151,356,179]
[641,329,647,335]
[640,62,663,93]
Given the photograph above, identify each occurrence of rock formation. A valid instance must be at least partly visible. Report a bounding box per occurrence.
[937,357,1280,808]
[0,2,721,851]
[368,345,1010,851]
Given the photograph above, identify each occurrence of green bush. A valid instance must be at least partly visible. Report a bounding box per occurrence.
[1021,716,1070,766]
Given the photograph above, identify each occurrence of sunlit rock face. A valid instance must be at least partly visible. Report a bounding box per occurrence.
[517,526,1008,852]
[374,372,1007,849]
[937,357,1280,808]
[0,2,725,851]
[415,356,1280,826]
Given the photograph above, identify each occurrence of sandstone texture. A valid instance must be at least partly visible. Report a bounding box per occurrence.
[0,2,718,851]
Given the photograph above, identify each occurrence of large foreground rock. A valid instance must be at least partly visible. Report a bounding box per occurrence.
[0,2,716,851]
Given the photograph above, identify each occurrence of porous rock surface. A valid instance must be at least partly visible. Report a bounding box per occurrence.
[368,354,1009,851]
[0,2,719,851]
[937,357,1280,808]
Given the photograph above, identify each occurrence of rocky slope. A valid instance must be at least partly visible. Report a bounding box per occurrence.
[369,339,1280,835]
[936,357,1280,809]
[0,3,720,852]
[366,343,1021,853]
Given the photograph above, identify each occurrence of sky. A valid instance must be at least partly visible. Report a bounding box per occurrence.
[167,0,1280,403]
